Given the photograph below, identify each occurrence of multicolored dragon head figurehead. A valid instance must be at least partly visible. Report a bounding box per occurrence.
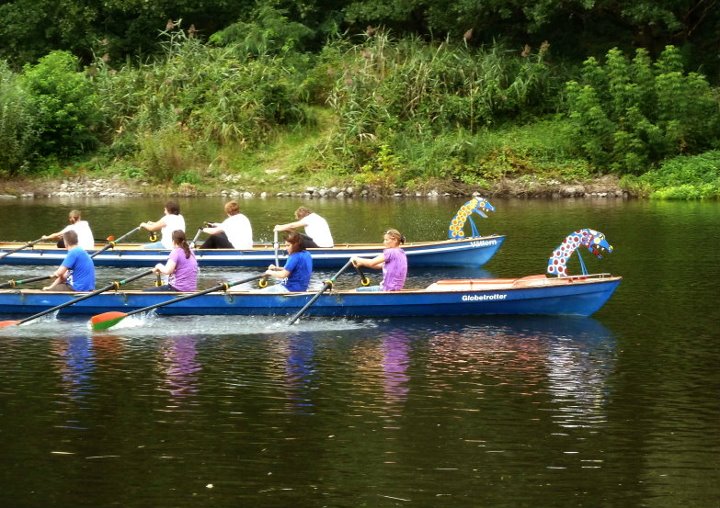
[547,228,613,277]
[448,197,495,240]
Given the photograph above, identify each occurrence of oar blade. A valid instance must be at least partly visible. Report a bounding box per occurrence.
[90,311,129,331]
[0,320,20,328]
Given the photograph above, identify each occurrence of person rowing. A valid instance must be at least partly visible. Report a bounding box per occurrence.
[351,228,407,291]
[43,230,96,291]
[245,231,312,293]
[42,209,95,251]
[144,230,198,292]
[198,200,253,249]
[139,200,186,249]
[274,206,334,248]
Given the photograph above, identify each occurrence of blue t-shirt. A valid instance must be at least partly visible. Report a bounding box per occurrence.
[283,250,312,291]
[62,246,96,291]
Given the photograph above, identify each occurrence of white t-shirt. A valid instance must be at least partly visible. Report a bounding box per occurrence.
[161,214,186,249]
[302,213,334,247]
[221,214,253,249]
[61,220,95,251]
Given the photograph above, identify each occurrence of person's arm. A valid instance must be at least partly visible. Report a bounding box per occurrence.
[42,225,71,241]
[154,258,177,276]
[274,220,306,232]
[140,217,166,232]
[203,223,223,235]
[264,264,290,279]
[43,266,68,290]
[351,254,385,270]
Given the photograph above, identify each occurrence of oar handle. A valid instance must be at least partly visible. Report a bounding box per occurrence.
[273,230,279,266]
[124,274,265,318]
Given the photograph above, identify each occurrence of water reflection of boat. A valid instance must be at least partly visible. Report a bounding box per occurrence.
[157,335,201,399]
[393,315,616,431]
[50,335,95,401]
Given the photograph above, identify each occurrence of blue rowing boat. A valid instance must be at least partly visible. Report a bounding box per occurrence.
[0,197,504,269]
[0,273,621,320]
[0,235,504,268]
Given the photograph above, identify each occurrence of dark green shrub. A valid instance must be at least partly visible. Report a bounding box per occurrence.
[21,51,101,158]
[565,46,720,175]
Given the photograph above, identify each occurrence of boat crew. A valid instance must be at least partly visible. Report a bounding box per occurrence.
[140,200,186,249]
[274,206,334,248]
[198,200,253,249]
[43,230,96,291]
[352,228,407,291]
[42,209,95,251]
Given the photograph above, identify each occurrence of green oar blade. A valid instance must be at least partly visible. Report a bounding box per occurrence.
[90,311,128,331]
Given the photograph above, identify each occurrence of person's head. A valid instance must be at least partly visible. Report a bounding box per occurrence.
[164,201,180,215]
[224,200,240,216]
[285,231,307,254]
[63,230,79,248]
[383,228,405,247]
[172,230,192,258]
[68,210,81,224]
[294,206,312,220]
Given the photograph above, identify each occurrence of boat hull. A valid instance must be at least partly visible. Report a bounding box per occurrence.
[0,275,621,319]
[0,235,504,269]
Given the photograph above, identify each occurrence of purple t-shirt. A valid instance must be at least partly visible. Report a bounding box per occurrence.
[381,247,407,291]
[168,247,198,291]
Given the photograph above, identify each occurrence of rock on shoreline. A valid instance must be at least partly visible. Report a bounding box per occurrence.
[0,175,630,199]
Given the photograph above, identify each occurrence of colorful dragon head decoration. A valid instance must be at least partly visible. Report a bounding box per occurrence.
[547,228,613,277]
[448,197,495,240]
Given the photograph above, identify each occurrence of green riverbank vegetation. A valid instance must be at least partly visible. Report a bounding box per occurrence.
[1,3,719,199]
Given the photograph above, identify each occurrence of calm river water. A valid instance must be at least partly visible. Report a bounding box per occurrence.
[0,196,718,507]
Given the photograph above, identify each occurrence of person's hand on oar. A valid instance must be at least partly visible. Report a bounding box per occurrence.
[91,226,141,258]
[0,274,55,290]
[0,269,155,328]
[287,258,354,325]
[0,237,43,261]
[89,273,266,331]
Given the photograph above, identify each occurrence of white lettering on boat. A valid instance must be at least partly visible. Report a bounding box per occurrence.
[470,240,498,247]
[462,293,507,302]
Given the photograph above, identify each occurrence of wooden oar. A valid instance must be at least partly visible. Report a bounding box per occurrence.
[91,226,141,258]
[0,274,54,289]
[189,227,204,249]
[0,269,155,328]
[90,273,265,331]
[287,259,353,325]
[0,237,44,260]
[273,229,280,266]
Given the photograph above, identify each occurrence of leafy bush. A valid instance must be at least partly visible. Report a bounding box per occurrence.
[21,51,101,158]
[0,61,36,174]
[565,46,720,175]
[623,150,720,199]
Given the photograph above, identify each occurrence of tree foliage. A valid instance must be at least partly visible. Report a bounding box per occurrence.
[565,45,720,174]
[20,51,101,158]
